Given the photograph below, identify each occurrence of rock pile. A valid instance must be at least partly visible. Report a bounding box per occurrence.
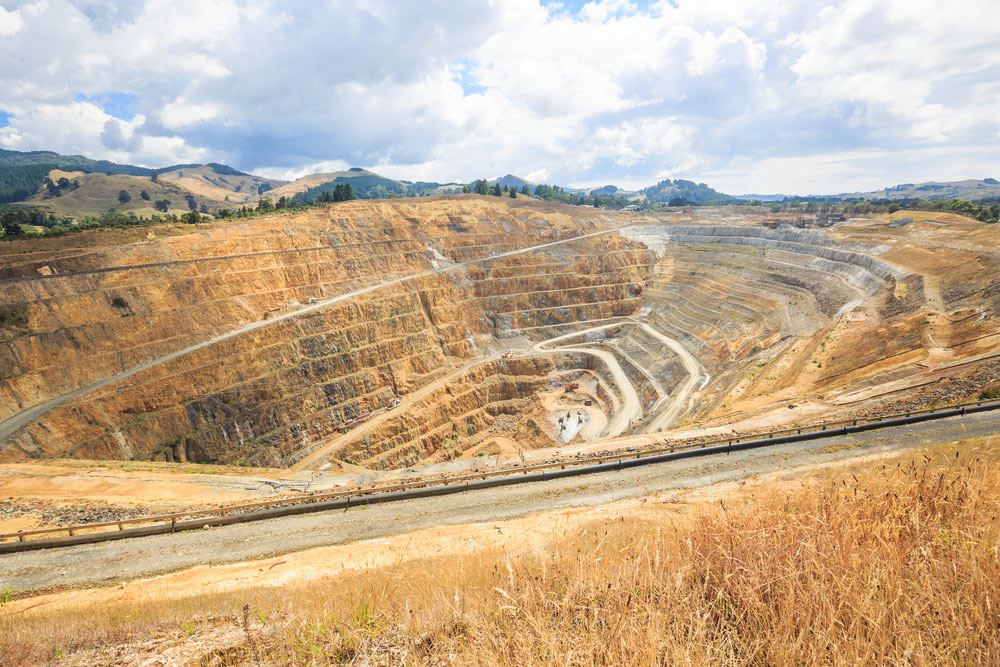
[0,498,150,527]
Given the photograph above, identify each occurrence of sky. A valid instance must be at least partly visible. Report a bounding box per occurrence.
[0,0,998,195]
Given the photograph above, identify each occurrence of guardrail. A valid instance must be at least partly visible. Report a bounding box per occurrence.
[2,398,998,554]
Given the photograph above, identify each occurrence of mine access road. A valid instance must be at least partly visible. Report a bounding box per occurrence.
[1,408,997,592]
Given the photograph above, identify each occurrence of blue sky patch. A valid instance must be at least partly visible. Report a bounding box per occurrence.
[451,58,487,96]
[75,92,137,120]
[541,1,661,16]
[0,110,9,128]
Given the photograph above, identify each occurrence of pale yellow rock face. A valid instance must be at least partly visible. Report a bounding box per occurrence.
[2,201,998,471]
[0,198,649,467]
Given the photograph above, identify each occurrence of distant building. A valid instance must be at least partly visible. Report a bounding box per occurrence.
[813,213,847,227]
[622,204,640,212]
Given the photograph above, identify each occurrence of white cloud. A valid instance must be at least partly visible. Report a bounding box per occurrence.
[255,158,351,182]
[0,4,25,36]
[525,167,549,183]
[0,0,996,193]
[178,53,232,79]
[160,98,221,129]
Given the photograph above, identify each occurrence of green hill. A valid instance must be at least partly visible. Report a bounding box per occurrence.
[640,178,735,204]
[296,171,463,201]
[490,174,535,192]
[0,148,153,176]
[851,179,1000,201]
[0,164,55,203]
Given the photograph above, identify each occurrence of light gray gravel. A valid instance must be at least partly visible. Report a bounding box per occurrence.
[1,410,997,594]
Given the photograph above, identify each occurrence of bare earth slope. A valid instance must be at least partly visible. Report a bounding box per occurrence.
[0,198,650,466]
[0,200,998,475]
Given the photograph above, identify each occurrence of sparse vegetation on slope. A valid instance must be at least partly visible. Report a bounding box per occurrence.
[3,438,998,665]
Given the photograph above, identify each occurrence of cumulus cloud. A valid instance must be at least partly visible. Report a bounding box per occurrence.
[0,4,24,36]
[0,0,996,193]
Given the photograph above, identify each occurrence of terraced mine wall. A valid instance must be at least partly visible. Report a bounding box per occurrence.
[934,252,1000,356]
[323,357,556,470]
[0,199,652,465]
[615,223,926,420]
[6,209,986,470]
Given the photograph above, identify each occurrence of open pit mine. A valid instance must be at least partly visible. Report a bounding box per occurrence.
[1,197,998,482]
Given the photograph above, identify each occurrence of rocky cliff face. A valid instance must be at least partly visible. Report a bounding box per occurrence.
[0,199,650,465]
[2,202,996,469]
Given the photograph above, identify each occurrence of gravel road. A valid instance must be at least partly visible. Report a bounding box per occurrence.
[2,410,997,594]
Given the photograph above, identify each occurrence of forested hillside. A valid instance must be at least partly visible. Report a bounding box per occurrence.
[0,149,152,176]
[641,178,734,204]
[0,164,54,203]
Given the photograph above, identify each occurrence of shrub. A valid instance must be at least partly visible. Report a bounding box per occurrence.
[0,306,28,326]
[981,385,1000,401]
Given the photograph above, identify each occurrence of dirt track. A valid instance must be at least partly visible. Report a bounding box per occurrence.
[3,410,996,595]
[635,320,705,431]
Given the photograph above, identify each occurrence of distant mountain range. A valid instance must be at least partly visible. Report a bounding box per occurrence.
[737,179,1000,202]
[1,147,996,219]
[835,179,1000,201]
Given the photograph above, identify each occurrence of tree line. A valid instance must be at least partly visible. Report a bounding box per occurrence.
[748,196,1000,223]
[0,164,55,203]
[465,178,657,210]
[315,183,355,203]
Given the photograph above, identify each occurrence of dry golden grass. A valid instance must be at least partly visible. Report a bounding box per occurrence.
[3,438,1000,665]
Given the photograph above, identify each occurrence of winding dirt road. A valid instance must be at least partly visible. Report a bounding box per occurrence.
[636,319,705,432]
[293,314,700,470]
[532,319,703,435]
[532,325,642,436]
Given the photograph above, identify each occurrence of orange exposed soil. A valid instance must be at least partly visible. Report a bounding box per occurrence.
[0,201,998,504]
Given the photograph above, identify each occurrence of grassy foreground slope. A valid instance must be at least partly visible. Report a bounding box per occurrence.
[2,434,998,665]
